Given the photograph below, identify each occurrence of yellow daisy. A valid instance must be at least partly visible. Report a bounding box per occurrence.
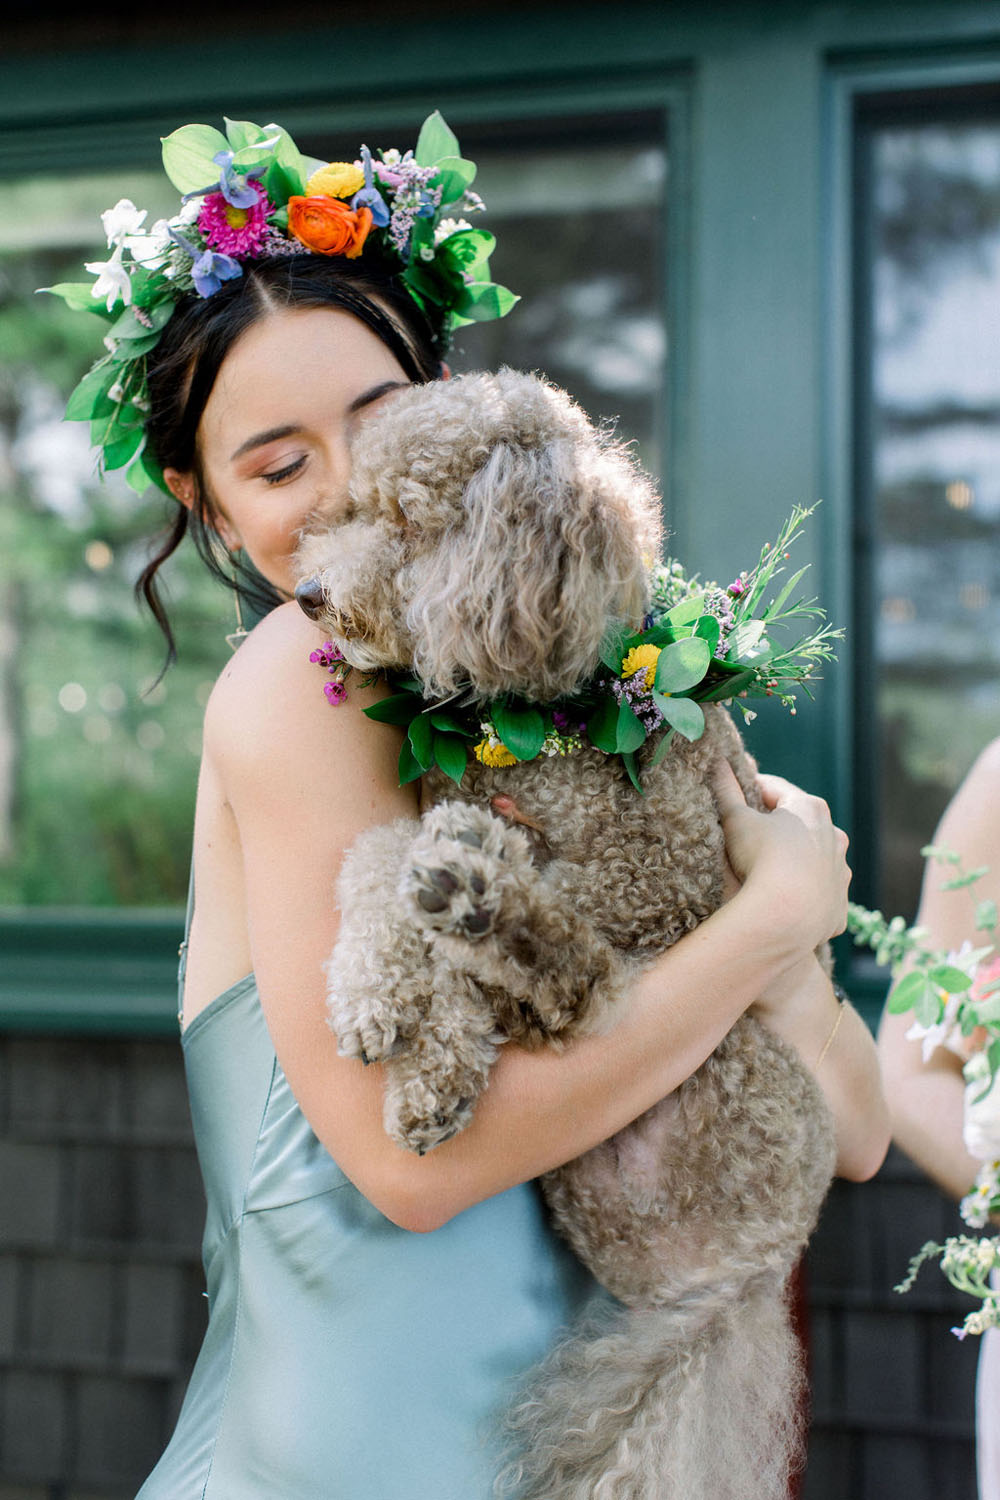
[621,643,661,692]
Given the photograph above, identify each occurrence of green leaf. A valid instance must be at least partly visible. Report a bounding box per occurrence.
[364,693,422,726]
[768,564,811,617]
[433,732,468,787]
[161,123,229,193]
[415,110,460,167]
[492,704,546,761]
[652,693,705,741]
[102,426,144,471]
[451,282,520,321]
[977,899,999,931]
[65,363,116,421]
[621,750,643,794]
[429,710,470,735]
[887,969,936,1016]
[647,727,676,767]
[587,695,621,753]
[664,595,705,628]
[727,620,766,661]
[598,624,631,673]
[397,738,423,786]
[42,281,110,314]
[437,228,494,274]
[699,669,756,703]
[942,867,991,891]
[928,964,974,993]
[694,614,721,654]
[407,713,435,771]
[432,156,477,205]
[617,700,647,753]
[125,447,155,495]
[654,637,711,695]
[224,117,264,151]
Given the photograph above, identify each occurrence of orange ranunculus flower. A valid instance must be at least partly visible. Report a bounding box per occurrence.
[287,197,374,259]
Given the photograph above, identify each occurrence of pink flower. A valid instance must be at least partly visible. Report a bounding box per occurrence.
[197,181,272,256]
[972,955,1000,1004]
[309,641,345,670]
[727,576,746,598]
[324,679,348,706]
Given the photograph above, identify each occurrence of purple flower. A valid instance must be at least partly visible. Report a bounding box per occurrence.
[324,679,348,706]
[167,227,243,297]
[351,146,390,228]
[183,150,262,210]
[309,642,345,670]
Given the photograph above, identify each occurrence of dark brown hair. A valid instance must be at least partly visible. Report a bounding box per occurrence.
[137,253,444,663]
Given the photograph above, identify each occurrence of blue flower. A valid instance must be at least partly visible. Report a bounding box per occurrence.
[167,227,243,297]
[350,146,390,228]
[182,150,260,210]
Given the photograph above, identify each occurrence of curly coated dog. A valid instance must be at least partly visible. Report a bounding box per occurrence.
[294,369,836,1500]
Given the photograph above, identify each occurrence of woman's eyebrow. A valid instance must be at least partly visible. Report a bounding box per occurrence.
[230,424,300,463]
[348,379,410,414]
[228,382,409,463]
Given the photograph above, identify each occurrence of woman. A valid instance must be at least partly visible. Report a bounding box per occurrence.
[62,114,888,1498]
[879,737,1000,1499]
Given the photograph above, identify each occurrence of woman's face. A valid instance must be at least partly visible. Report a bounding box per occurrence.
[172,306,412,595]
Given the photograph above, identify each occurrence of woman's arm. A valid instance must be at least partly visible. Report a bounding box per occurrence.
[209,604,871,1231]
[877,737,1000,1202]
[713,766,889,1184]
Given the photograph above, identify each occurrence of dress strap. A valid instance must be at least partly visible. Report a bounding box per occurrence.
[177,862,195,1028]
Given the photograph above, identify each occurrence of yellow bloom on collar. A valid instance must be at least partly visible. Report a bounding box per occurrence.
[621,643,661,692]
[474,739,518,768]
[306,161,366,199]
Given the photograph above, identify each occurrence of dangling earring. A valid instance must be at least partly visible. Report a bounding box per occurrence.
[226,554,249,651]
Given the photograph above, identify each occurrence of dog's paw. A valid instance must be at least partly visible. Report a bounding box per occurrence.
[386,1091,476,1156]
[327,988,409,1066]
[403,802,522,942]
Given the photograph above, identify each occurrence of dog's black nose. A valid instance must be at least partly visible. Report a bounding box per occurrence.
[295,577,324,620]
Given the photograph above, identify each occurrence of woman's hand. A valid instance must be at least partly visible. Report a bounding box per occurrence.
[712,762,851,955]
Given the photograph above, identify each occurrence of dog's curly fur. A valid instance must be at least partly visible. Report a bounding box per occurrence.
[295,369,837,1500]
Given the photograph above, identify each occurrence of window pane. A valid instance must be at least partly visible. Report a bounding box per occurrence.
[1,117,666,908]
[864,119,1000,917]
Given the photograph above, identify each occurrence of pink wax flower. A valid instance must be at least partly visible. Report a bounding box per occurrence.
[324,679,348,706]
[197,181,272,257]
[727,576,747,599]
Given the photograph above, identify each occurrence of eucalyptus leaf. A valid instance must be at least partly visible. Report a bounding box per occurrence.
[727,620,766,661]
[664,595,704,628]
[652,693,705,741]
[492,704,546,760]
[415,111,460,167]
[434,733,468,787]
[699,669,756,703]
[694,615,721,654]
[161,123,230,194]
[598,624,631,673]
[654,637,711,695]
[647,727,676,767]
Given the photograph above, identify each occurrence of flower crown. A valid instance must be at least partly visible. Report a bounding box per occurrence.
[313,506,842,792]
[44,111,516,497]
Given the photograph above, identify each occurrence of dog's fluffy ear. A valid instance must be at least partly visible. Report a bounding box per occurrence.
[404,429,661,702]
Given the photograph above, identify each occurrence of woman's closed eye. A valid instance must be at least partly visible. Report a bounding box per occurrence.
[260,455,307,486]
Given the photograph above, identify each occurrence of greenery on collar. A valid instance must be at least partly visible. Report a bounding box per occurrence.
[360,506,841,793]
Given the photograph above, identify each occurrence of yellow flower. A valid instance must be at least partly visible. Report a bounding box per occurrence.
[621,643,661,692]
[473,739,518,768]
[306,161,366,199]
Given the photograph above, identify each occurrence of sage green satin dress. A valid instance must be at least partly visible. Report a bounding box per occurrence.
[136,912,597,1499]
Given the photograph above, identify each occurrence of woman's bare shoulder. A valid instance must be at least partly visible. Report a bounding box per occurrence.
[203,601,410,804]
[934,736,1000,858]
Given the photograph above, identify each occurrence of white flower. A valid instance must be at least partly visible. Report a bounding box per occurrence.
[124,217,172,269]
[101,198,147,247]
[86,246,131,312]
[905,988,964,1063]
[435,217,473,245]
